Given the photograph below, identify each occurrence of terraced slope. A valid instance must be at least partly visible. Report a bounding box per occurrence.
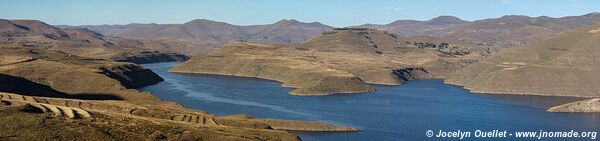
[0,93,301,141]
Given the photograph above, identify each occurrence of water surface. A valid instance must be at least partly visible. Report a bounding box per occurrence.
[140,62,599,141]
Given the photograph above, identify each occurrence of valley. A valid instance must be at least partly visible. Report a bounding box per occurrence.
[1,3,600,140]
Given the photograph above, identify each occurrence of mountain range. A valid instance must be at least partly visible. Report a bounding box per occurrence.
[59,19,333,48]
[59,12,600,51]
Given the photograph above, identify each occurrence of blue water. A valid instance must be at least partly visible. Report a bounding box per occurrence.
[139,62,600,141]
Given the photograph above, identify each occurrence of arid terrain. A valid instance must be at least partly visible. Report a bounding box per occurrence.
[0,45,358,140]
[2,9,600,141]
[171,28,491,95]
[169,20,600,111]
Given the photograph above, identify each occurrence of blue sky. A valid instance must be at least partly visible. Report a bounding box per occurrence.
[0,0,599,27]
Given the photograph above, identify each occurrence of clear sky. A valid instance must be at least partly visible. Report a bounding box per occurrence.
[1,0,599,27]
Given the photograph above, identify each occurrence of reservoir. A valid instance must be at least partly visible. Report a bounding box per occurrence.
[140,62,599,141]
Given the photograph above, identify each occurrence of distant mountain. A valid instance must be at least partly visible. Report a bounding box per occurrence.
[1,19,189,63]
[353,16,468,39]
[245,19,334,43]
[355,13,600,47]
[115,19,247,45]
[60,19,334,48]
[427,16,467,25]
[56,23,164,35]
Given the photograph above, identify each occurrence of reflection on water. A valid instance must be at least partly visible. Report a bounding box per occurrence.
[163,76,320,117]
[140,62,600,141]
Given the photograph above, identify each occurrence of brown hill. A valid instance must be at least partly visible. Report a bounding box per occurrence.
[116,19,248,45]
[445,23,600,112]
[171,28,489,95]
[8,20,71,39]
[0,19,30,35]
[246,19,334,43]
[1,19,189,63]
[357,13,600,47]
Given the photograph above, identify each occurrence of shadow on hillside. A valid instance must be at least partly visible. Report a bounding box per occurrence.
[69,93,124,100]
[0,73,123,100]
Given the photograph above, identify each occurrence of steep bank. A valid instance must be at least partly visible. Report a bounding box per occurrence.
[171,28,488,95]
